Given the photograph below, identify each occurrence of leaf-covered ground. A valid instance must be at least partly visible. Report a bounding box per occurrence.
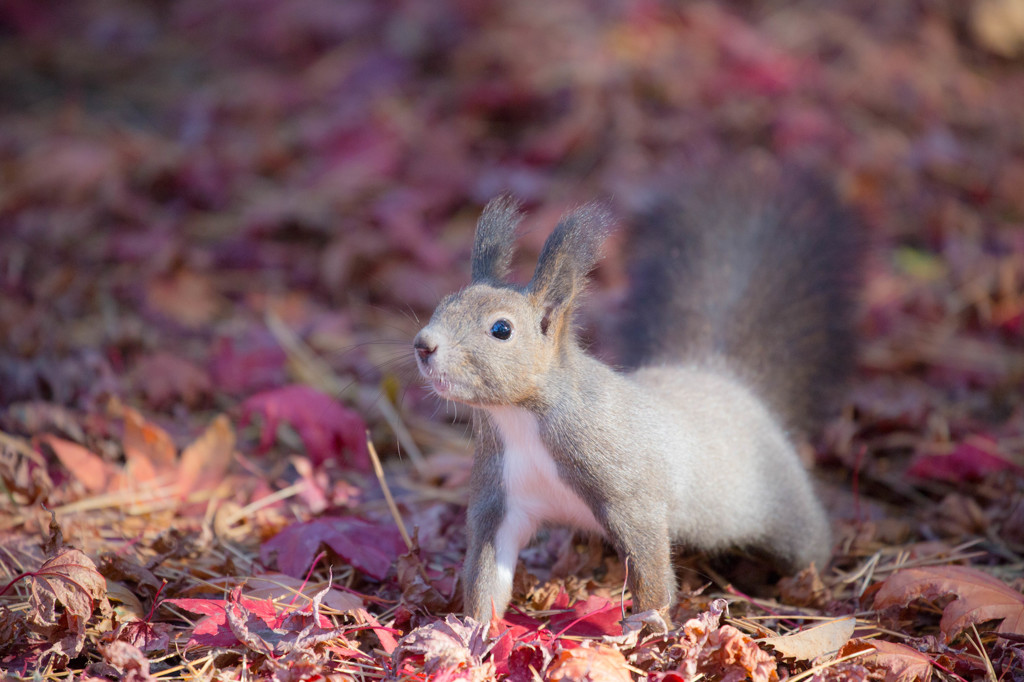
[2,0,1024,680]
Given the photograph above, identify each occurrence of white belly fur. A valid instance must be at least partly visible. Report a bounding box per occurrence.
[486,406,603,587]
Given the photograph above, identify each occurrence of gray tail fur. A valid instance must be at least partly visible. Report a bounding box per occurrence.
[620,165,862,434]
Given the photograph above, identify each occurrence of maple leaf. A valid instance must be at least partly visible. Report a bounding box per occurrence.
[547,595,623,638]
[873,565,1024,642]
[240,384,370,469]
[392,614,494,680]
[547,642,633,682]
[25,548,111,659]
[164,592,281,648]
[260,516,405,580]
[839,640,933,682]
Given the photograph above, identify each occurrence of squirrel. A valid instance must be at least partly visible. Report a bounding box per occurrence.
[413,166,860,628]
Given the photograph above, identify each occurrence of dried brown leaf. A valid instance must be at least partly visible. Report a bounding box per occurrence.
[27,548,111,658]
[99,639,156,682]
[873,565,1024,642]
[763,617,855,661]
[393,614,493,679]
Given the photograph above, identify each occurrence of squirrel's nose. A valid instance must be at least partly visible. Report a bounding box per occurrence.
[413,332,438,363]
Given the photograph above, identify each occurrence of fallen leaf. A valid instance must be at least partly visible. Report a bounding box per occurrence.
[260,516,405,580]
[763,616,855,661]
[37,435,116,493]
[907,438,1019,482]
[98,640,156,682]
[701,625,779,682]
[840,640,933,682]
[355,607,399,655]
[778,562,831,608]
[146,269,222,328]
[27,548,111,658]
[236,573,364,613]
[547,595,623,638]
[177,414,235,496]
[132,352,212,408]
[547,642,633,682]
[122,408,176,483]
[240,384,370,469]
[873,565,1024,642]
[392,614,493,680]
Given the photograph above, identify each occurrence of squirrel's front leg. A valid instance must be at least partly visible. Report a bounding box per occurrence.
[463,494,533,621]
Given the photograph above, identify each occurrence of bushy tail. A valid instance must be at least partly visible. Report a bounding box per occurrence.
[620,164,862,434]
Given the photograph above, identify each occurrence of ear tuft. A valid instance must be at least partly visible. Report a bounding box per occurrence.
[529,202,613,311]
[471,195,523,283]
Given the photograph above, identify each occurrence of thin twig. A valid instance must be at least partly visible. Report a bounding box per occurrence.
[367,433,413,551]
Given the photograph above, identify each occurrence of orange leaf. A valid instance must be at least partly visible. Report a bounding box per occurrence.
[840,639,933,682]
[547,642,633,682]
[39,435,117,493]
[178,414,235,497]
[122,407,177,482]
[873,565,1024,642]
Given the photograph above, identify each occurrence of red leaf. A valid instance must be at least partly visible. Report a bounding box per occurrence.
[908,437,1019,482]
[210,337,287,395]
[164,593,280,648]
[240,385,370,469]
[260,516,405,580]
[547,595,623,638]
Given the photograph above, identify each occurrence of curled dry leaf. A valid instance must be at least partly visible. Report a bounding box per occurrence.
[27,548,111,658]
[546,641,633,682]
[98,639,156,682]
[873,565,1024,642]
[701,625,779,682]
[762,616,855,661]
[392,614,493,679]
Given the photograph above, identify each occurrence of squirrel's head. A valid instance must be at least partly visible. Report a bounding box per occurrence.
[414,196,611,407]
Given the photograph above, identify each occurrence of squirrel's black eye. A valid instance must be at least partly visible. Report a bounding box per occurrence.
[490,319,512,340]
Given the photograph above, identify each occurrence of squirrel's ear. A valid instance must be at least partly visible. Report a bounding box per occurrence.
[471,195,522,283]
[528,203,612,335]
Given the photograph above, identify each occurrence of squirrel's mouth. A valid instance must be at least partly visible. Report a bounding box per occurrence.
[418,367,455,397]
[430,376,453,396]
